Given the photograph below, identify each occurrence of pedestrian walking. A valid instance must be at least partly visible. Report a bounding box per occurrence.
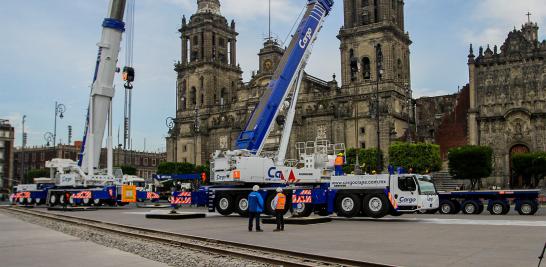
[248,185,264,232]
[272,187,286,231]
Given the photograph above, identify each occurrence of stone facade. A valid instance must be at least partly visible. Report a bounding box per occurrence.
[167,0,413,165]
[13,144,166,182]
[415,93,458,144]
[467,21,546,187]
[0,120,15,190]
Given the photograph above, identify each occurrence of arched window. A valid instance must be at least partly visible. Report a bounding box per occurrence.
[397,59,402,79]
[362,57,371,80]
[220,88,226,106]
[190,86,197,105]
[181,80,187,110]
[373,0,380,23]
[349,49,358,81]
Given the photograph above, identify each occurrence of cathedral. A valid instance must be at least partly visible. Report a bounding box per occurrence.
[166,0,412,165]
[467,19,546,188]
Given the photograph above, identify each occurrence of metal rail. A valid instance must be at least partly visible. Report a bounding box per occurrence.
[4,207,392,267]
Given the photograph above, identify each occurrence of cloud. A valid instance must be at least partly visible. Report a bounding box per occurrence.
[462,0,546,46]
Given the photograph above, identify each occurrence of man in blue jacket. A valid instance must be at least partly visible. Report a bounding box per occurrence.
[248,185,264,232]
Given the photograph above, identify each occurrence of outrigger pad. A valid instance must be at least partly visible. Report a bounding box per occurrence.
[145,213,206,220]
[262,217,332,225]
[47,207,98,212]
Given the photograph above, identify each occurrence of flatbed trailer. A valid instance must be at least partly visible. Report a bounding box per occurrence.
[11,185,159,206]
[436,189,541,215]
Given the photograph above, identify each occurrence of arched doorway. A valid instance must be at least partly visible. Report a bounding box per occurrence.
[509,144,529,188]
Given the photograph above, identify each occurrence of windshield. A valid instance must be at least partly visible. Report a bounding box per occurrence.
[417,175,437,194]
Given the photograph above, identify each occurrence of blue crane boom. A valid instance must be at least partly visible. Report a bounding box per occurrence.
[235,0,334,154]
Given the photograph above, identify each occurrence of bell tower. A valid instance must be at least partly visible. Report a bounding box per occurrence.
[338,0,412,154]
[170,0,242,164]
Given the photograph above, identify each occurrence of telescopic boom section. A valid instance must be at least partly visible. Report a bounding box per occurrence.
[79,0,126,175]
[235,0,333,154]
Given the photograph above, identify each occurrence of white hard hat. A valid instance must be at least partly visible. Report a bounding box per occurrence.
[252,185,260,191]
[276,187,282,193]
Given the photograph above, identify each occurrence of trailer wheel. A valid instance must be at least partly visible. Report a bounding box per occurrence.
[439,200,455,214]
[235,195,249,217]
[215,194,234,216]
[49,194,57,206]
[291,203,313,217]
[335,194,361,218]
[363,194,389,218]
[489,200,508,215]
[517,200,538,215]
[82,198,91,206]
[462,200,480,214]
[59,195,66,205]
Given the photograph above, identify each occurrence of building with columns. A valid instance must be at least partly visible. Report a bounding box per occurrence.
[166,0,414,165]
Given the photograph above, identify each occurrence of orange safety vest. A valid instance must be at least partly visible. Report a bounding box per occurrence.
[275,193,286,210]
[335,156,344,166]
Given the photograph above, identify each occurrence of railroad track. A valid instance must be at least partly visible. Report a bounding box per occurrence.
[4,207,392,267]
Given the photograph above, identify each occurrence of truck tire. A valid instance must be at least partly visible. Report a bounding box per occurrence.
[49,194,58,206]
[82,198,91,206]
[291,203,313,217]
[215,194,234,216]
[517,200,538,215]
[363,194,389,218]
[93,198,101,206]
[235,195,249,217]
[462,200,481,214]
[488,200,508,215]
[336,193,361,218]
[439,200,455,214]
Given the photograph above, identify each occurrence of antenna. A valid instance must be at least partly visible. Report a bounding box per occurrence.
[268,0,271,40]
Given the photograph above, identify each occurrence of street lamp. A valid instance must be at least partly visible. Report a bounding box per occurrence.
[405,82,412,143]
[44,132,54,147]
[20,115,26,184]
[166,117,177,162]
[375,43,383,171]
[53,101,66,147]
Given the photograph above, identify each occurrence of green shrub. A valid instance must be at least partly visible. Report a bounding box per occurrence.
[389,142,441,174]
[448,145,493,190]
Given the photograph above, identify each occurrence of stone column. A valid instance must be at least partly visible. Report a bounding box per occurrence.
[230,39,237,66]
[467,56,479,145]
[182,36,188,64]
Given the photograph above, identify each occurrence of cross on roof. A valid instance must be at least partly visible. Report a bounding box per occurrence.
[526,12,532,23]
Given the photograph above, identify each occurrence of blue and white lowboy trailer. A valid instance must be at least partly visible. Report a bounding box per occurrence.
[436,189,541,215]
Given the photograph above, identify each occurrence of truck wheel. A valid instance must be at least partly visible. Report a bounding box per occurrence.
[49,194,57,206]
[291,203,313,217]
[517,200,538,215]
[235,195,249,217]
[439,200,454,214]
[336,194,361,218]
[215,194,234,216]
[489,200,508,215]
[363,194,389,218]
[82,198,91,206]
[462,200,480,214]
[18,197,26,205]
[93,198,101,206]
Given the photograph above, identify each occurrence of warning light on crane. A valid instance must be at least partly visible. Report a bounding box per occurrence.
[122,66,135,82]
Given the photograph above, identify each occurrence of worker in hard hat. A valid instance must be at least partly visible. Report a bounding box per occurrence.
[334,152,345,176]
[248,185,264,232]
[272,187,286,231]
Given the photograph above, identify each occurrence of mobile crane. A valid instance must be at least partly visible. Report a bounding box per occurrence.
[12,0,158,206]
[171,0,438,219]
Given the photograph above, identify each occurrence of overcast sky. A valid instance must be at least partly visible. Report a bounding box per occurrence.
[1,0,545,151]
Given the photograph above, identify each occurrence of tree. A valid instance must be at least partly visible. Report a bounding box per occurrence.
[448,145,493,190]
[512,152,546,188]
[24,169,49,184]
[389,142,442,174]
[118,165,137,175]
[342,148,383,174]
[157,162,196,175]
